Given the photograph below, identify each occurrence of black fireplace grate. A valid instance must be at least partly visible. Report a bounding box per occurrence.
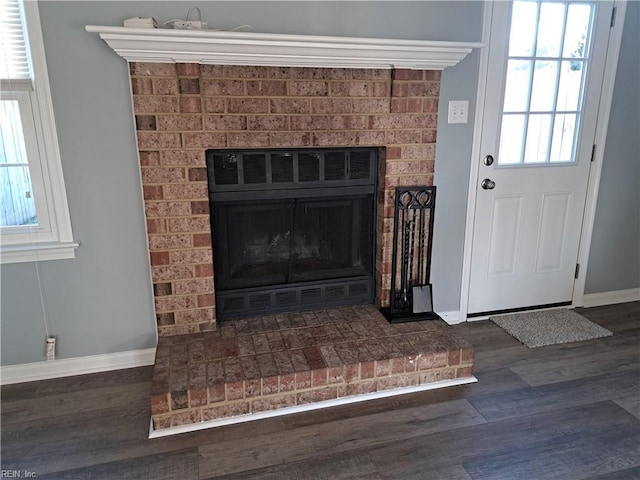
[207,148,376,193]
[217,277,373,319]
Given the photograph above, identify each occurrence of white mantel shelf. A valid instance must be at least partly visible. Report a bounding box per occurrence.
[85,26,482,70]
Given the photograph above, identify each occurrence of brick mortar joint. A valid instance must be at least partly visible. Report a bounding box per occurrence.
[154,366,462,419]
[131,76,419,84]
[165,374,415,410]
[167,363,462,398]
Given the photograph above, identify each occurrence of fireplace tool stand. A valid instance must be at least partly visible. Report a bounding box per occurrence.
[381,186,441,323]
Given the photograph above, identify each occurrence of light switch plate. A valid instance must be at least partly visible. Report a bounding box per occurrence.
[448,100,469,124]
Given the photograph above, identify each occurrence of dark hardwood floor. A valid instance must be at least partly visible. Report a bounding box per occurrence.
[2,302,638,479]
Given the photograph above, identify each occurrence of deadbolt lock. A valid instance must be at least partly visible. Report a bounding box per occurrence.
[483,155,494,166]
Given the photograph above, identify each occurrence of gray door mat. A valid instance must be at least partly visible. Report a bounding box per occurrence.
[491,308,613,348]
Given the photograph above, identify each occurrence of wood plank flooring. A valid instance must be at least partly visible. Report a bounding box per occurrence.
[2,302,638,479]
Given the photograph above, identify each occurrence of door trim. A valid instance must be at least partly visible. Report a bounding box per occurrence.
[571,0,628,307]
[460,0,628,320]
[459,0,494,321]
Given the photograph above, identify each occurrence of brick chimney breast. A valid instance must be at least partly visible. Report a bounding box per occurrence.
[130,65,440,336]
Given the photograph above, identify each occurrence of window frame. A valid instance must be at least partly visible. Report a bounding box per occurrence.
[0,0,77,264]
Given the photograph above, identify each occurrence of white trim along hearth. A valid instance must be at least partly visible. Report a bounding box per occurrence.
[148,375,478,438]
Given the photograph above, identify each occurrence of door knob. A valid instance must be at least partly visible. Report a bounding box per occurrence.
[481,178,496,190]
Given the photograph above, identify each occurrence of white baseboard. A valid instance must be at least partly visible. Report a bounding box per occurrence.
[581,288,640,308]
[0,348,156,385]
[438,310,463,325]
[149,375,478,438]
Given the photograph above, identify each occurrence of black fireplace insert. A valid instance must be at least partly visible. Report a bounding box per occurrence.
[206,148,378,320]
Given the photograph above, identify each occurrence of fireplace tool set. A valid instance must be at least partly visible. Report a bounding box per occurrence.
[381,186,440,323]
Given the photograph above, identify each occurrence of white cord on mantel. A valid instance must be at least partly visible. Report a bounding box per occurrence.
[160,6,252,32]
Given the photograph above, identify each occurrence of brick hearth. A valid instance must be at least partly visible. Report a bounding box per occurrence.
[151,304,473,431]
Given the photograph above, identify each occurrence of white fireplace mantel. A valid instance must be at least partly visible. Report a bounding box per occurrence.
[85,26,482,70]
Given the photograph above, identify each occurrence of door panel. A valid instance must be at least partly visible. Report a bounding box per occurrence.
[487,195,523,277]
[468,0,614,314]
[535,192,572,273]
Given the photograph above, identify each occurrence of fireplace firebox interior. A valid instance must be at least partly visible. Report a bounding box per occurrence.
[206,148,378,320]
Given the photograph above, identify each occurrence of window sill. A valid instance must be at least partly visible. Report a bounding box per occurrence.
[1,241,80,264]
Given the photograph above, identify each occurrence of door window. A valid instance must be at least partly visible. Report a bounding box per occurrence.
[498,1,594,165]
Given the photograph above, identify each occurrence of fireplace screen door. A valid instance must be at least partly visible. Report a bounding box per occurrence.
[207,148,377,319]
[212,196,373,290]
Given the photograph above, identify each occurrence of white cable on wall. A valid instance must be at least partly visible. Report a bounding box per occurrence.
[27,225,56,360]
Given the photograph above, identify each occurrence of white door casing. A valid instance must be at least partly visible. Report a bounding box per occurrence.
[466,0,622,315]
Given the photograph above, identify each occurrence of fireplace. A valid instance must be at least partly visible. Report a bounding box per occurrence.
[84,25,481,336]
[124,62,443,336]
[84,27,478,434]
[128,63,442,335]
[207,148,376,319]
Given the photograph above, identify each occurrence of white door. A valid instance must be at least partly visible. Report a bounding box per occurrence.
[468,0,616,314]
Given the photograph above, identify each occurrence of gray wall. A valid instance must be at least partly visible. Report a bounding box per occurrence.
[432,51,481,312]
[584,1,640,294]
[1,0,634,366]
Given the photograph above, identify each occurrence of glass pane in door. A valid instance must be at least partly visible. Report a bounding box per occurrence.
[530,61,559,111]
[498,114,526,164]
[497,0,594,165]
[536,2,566,56]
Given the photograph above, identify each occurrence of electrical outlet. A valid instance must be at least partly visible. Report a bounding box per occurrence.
[448,100,469,124]
[172,20,208,30]
[46,336,56,361]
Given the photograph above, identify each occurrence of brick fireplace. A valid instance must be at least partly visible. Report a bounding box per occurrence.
[131,63,441,335]
[85,26,479,432]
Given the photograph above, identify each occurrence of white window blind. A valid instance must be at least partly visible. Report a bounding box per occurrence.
[0,0,33,90]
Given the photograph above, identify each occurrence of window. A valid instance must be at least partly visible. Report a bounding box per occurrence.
[0,0,77,263]
[498,1,594,165]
